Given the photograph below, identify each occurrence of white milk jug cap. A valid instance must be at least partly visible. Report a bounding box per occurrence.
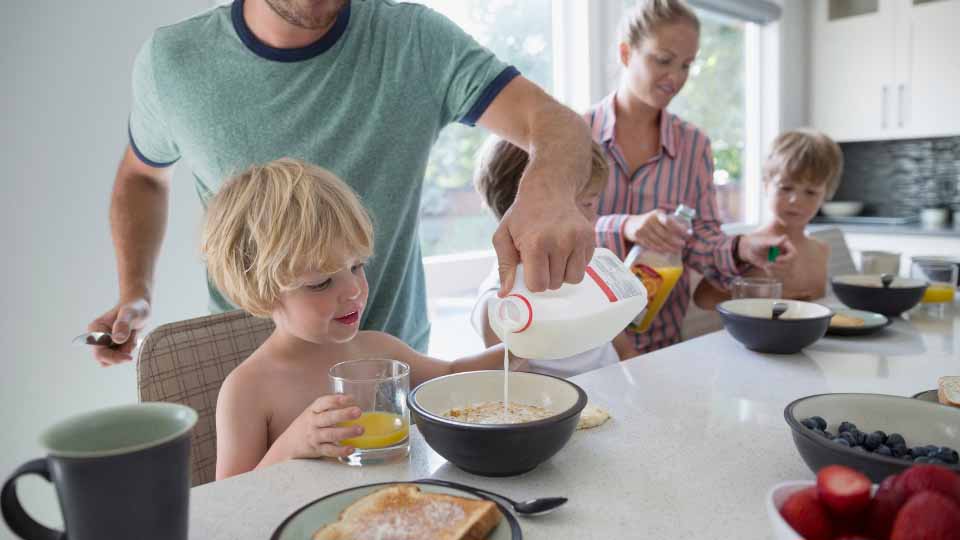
[496,295,533,333]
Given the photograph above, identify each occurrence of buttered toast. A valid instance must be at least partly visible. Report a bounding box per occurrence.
[312,484,502,540]
[939,376,960,408]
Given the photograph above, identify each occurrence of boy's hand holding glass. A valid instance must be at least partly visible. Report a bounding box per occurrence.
[624,209,690,253]
[274,394,363,460]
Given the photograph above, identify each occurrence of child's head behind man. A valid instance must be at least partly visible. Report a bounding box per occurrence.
[762,129,843,228]
[474,138,609,223]
[202,158,373,343]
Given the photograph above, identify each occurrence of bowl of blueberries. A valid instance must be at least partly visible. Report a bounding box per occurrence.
[784,393,960,482]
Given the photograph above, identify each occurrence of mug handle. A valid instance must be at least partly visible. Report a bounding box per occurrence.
[1,459,65,540]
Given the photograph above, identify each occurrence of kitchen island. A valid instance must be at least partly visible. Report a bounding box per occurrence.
[189,303,958,539]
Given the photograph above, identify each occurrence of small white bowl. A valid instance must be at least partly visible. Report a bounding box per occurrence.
[821,201,864,218]
[766,480,878,540]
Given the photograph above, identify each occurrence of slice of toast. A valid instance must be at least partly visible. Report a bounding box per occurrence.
[939,376,960,408]
[312,484,501,540]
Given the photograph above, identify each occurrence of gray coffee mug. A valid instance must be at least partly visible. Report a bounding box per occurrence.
[2,403,197,540]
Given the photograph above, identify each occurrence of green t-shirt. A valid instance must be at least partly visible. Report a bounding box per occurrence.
[129,0,518,351]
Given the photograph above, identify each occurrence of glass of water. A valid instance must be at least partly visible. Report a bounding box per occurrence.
[329,358,410,466]
[731,277,783,299]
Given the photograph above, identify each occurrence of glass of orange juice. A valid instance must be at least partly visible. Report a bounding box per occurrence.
[911,259,958,319]
[329,358,410,466]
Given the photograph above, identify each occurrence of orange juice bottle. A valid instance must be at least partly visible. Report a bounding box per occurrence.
[626,205,696,332]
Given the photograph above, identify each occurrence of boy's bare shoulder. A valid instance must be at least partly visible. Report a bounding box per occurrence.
[350,330,413,357]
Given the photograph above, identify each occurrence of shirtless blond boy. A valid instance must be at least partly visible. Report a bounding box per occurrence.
[695,129,843,308]
[203,159,521,480]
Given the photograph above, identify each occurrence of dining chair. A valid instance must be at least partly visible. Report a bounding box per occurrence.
[136,310,274,487]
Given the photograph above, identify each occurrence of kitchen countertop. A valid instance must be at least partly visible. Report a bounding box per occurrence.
[809,222,960,237]
[189,302,959,540]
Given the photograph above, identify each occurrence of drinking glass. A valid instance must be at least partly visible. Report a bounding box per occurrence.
[910,259,958,319]
[329,358,410,466]
[731,277,783,299]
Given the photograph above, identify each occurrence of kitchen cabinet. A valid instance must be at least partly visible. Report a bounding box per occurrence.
[810,0,960,142]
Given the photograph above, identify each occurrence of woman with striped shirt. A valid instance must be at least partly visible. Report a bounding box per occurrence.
[587,0,793,355]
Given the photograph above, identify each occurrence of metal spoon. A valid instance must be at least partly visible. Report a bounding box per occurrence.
[772,302,789,320]
[415,478,567,516]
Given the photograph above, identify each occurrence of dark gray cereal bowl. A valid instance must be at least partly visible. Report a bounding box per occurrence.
[408,370,587,477]
[785,393,960,483]
[831,274,928,316]
[717,299,832,354]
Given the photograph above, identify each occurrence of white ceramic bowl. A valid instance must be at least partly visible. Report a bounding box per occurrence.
[821,201,864,218]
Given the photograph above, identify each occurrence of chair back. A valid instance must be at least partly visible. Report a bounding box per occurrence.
[136,310,274,486]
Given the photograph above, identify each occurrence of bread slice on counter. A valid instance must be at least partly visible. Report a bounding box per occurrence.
[938,376,960,408]
[313,484,501,540]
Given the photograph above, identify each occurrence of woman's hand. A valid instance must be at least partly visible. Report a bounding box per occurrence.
[737,233,797,272]
[624,210,689,253]
[272,394,363,461]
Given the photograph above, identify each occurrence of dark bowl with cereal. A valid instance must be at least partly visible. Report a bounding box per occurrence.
[408,370,587,477]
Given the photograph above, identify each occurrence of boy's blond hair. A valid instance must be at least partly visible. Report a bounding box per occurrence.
[201,158,374,318]
[763,129,844,199]
[473,139,609,220]
[621,0,700,49]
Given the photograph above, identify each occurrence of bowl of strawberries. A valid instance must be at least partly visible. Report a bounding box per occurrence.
[768,464,960,540]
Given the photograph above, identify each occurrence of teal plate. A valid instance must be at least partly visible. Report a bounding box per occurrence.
[826,309,891,337]
[271,481,522,540]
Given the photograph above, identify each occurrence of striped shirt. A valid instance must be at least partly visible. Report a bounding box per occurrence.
[585,92,745,354]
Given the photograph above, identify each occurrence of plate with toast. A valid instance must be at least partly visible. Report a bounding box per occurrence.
[825,309,890,336]
[913,376,960,408]
[271,481,521,540]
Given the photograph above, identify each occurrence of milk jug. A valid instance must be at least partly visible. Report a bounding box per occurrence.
[489,247,648,360]
[625,204,696,332]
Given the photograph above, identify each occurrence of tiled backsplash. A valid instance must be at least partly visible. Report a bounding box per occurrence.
[835,136,960,217]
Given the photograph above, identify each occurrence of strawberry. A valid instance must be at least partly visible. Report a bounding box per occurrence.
[866,474,908,540]
[835,536,874,540]
[817,465,873,517]
[890,491,960,540]
[780,486,833,540]
[896,465,960,505]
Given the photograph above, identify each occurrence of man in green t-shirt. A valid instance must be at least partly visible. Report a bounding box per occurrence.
[89,0,595,365]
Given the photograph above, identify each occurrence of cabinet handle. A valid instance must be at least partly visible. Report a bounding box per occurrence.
[882,85,889,129]
[897,84,905,128]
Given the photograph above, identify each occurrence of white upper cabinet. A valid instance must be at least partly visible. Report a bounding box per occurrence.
[810,0,960,142]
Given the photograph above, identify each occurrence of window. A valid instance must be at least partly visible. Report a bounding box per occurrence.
[412,1,553,257]
[667,10,748,223]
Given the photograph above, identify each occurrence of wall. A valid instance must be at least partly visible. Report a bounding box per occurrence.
[0,2,209,535]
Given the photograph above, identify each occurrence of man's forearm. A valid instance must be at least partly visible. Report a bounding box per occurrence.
[109,168,169,303]
[518,100,592,200]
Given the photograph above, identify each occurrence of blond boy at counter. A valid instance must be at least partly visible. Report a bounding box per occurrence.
[471,138,636,370]
[204,158,524,480]
[694,129,844,309]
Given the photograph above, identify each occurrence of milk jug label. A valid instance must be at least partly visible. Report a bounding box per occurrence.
[586,250,645,302]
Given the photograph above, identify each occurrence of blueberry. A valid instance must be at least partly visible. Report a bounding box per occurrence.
[912,446,929,457]
[934,448,959,464]
[875,445,893,457]
[838,421,857,433]
[865,432,884,451]
[811,416,827,430]
[840,432,858,446]
[801,418,817,430]
[834,437,852,447]
[853,430,867,446]
[873,431,888,444]
[887,433,906,447]
[926,445,940,454]
[915,456,931,463]
[892,444,909,457]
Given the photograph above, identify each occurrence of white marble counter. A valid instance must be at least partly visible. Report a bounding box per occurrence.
[189,303,959,539]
